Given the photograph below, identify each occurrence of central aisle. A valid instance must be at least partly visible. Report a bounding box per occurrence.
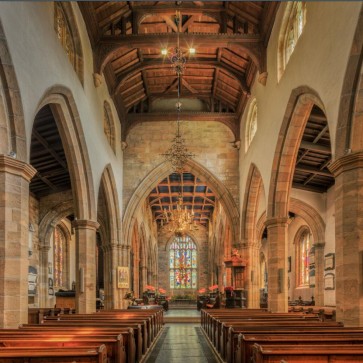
[145,309,220,363]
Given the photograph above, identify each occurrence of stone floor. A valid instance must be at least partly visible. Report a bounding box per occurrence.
[145,310,220,363]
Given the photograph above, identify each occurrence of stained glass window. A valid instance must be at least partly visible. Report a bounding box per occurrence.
[299,231,311,286]
[246,99,257,151]
[54,226,65,288]
[284,2,306,67]
[169,235,197,289]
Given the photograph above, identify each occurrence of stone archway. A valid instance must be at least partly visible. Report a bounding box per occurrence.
[266,86,325,312]
[289,198,325,305]
[123,159,240,250]
[35,86,98,313]
[98,164,123,308]
[38,200,73,308]
[241,163,265,307]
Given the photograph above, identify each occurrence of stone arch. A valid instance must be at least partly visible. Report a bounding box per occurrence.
[99,164,122,246]
[334,7,363,157]
[35,86,96,221]
[256,211,267,241]
[0,20,27,161]
[241,163,265,244]
[123,159,240,249]
[267,86,326,219]
[289,198,325,244]
[38,200,74,247]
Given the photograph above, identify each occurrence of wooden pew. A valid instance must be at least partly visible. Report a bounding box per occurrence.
[0,334,125,363]
[220,320,343,361]
[35,320,145,359]
[239,333,363,363]
[18,326,136,363]
[48,312,158,345]
[0,344,107,363]
[252,343,363,363]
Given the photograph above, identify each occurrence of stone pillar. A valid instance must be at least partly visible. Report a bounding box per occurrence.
[133,257,140,298]
[38,245,50,308]
[0,155,36,327]
[102,244,112,310]
[72,219,99,314]
[329,152,363,326]
[313,242,325,307]
[243,242,261,308]
[265,217,289,313]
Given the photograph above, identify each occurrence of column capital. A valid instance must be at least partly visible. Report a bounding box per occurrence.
[329,151,363,177]
[38,244,51,253]
[72,219,99,231]
[0,155,36,181]
[264,217,290,228]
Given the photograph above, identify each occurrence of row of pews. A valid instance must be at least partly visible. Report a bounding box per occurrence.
[0,307,163,362]
[201,308,363,363]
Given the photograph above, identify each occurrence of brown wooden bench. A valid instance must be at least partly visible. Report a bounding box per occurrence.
[0,344,107,363]
[252,343,363,363]
[220,320,343,360]
[0,334,125,363]
[18,326,136,363]
[36,320,145,359]
[238,332,363,363]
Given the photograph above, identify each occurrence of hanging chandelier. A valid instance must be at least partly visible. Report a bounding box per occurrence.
[160,11,197,235]
[161,10,194,174]
[160,173,197,236]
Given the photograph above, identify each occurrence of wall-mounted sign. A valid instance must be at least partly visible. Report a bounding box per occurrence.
[117,266,129,289]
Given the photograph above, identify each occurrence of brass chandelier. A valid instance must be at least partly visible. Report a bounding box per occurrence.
[160,11,196,235]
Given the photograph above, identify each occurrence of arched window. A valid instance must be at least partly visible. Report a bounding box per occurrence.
[104,101,116,153]
[278,2,306,80]
[169,235,197,289]
[296,228,311,286]
[54,226,66,288]
[54,3,83,84]
[245,99,257,151]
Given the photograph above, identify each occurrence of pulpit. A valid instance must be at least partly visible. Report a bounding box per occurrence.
[224,249,247,308]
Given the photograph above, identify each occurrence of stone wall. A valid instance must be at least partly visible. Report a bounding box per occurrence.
[123,121,239,214]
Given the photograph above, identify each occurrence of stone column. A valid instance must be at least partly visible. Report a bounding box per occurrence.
[313,242,325,307]
[102,244,112,310]
[38,244,50,308]
[140,266,148,292]
[265,217,289,313]
[133,257,140,298]
[243,242,261,308]
[329,152,363,326]
[0,155,36,327]
[72,219,99,314]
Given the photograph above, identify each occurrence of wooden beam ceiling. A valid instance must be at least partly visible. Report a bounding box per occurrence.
[79,1,280,141]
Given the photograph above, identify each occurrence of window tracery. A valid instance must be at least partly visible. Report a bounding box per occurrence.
[104,101,116,153]
[54,226,65,288]
[54,3,83,84]
[278,2,306,79]
[169,235,197,289]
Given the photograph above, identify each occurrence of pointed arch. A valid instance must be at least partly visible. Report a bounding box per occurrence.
[99,164,122,246]
[0,20,27,161]
[267,86,325,219]
[241,163,265,244]
[289,198,325,244]
[35,86,96,221]
[335,6,363,157]
[123,158,240,249]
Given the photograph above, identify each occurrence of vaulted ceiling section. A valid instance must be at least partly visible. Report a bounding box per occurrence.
[79,1,280,141]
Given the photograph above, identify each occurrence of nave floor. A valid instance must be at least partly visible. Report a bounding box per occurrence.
[145,310,220,363]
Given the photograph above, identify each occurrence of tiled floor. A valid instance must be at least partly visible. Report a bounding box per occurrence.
[145,323,220,363]
[164,309,201,318]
